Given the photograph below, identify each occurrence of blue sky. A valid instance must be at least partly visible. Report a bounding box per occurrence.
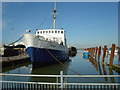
[2,2,118,48]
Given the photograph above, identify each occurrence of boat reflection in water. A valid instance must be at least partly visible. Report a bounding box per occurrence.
[83,55,90,60]
[30,61,71,82]
[69,50,77,57]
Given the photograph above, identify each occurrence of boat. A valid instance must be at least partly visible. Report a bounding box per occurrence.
[107,48,118,55]
[69,46,77,57]
[23,1,69,64]
[83,50,90,56]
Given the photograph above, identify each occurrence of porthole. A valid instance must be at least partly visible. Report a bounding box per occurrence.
[37,31,39,34]
[61,31,63,33]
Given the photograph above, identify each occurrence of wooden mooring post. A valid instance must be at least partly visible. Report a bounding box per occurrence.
[95,47,98,58]
[109,44,115,68]
[98,46,101,60]
[85,44,119,74]
[118,47,120,62]
[93,48,96,57]
[90,48,93,57]
[86,47,98,58]
[102,45,107,63]
[90,48,96,57]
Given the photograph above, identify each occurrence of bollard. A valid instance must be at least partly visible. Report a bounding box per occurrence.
[102,45,107,63]
[109,44,115,67]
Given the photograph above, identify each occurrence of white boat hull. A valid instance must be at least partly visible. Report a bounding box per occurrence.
[23,33,69,63]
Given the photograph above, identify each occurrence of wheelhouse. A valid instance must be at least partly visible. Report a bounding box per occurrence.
[36,29,66,45]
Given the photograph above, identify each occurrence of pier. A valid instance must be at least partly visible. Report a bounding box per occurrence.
[1,54,30,68]
[82,44,120,74]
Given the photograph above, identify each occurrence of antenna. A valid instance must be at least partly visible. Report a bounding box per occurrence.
[53,0,57,29]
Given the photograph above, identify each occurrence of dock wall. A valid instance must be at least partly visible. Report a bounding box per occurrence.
[1,55,30,68]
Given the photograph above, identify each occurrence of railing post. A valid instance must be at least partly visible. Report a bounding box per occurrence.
[60,71,63,90]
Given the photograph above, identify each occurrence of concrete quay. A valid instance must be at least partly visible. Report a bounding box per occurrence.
[0,54,30,68]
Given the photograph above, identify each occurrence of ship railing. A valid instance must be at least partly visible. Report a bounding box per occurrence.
[0,71,120,89]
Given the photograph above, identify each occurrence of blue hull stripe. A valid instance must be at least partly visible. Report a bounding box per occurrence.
[27,47,69,63]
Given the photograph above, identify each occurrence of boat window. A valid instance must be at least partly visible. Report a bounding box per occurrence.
[61,31,63,33]
[46,31,48,33]
[49,31,51,33]
[58,31,60,33]
[55,31,57,33]
[40,31,42,34]
[37,31,39,34]
[43,31,45,33]
[52,31,54,33]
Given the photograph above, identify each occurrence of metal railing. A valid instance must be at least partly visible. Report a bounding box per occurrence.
[0,71,120,89]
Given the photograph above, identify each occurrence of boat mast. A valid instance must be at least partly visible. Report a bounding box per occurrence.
[53,0,57,29]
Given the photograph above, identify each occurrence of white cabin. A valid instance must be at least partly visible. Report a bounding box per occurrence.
[35,29,66,46]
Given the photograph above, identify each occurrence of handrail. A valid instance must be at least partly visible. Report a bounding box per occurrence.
[0,81,119,85]
[1,72,120,89]
[0,73,60,77]
[0,73,120,78]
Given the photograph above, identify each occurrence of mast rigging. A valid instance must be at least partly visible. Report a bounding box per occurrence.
[53,0,57,29]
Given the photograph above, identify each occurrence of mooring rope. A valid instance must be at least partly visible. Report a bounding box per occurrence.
[8,35,24,46]
[46,49,83,75]
[45,48,112,83]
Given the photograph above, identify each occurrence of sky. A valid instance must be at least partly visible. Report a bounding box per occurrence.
[2,1,118,48]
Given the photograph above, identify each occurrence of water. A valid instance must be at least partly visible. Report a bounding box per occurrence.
[2,50,119,83]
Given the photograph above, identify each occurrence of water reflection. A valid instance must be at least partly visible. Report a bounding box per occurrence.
[102,64,108,81]
[89,57,99,71]
[30,61,71,82]
[69,50,77,57]
[118,53,120,62]
[82,50,119,83]
[2,50,119,83]
[109,68,115,83]
[2,61,31,73]
[97,60,102,75]
[83,55,90,60]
